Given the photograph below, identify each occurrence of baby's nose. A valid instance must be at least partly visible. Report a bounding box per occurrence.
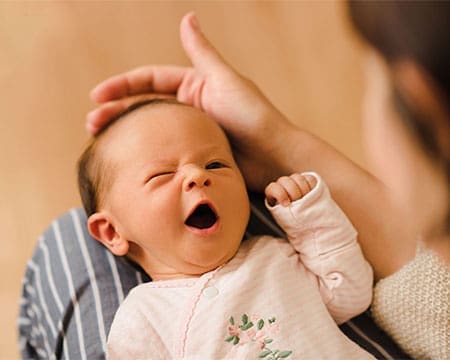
[183,166,211,190]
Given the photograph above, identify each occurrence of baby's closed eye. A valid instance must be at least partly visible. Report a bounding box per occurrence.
[145,171,175,184]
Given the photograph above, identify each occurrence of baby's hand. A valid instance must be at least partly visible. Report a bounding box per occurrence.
[265,173,317,207]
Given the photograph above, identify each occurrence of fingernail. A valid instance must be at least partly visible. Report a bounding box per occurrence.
[85,116,98,134]
[86,123,98,134]
[282,199,290,207]
[86,110,96,124]
[89,87,100,102]
[190,13,200,30]
[86,122,94,134]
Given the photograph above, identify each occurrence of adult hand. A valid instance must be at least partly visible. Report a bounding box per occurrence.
[86,13,414,279]
[87,12,296,191]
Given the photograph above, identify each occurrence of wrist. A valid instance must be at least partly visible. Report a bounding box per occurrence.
[268,122,308,176]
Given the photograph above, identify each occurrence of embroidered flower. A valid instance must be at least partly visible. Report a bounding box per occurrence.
[247,328,267,349]
[224,313,292,359]
[228,323,241,337]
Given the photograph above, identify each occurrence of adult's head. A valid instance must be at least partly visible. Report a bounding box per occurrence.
[348,1,449,238]
[78,99,250,280]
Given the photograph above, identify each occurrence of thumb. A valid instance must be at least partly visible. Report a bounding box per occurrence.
[180,12,231,73]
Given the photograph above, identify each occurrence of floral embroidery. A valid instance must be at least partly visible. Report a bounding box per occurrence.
[225,313,292,359]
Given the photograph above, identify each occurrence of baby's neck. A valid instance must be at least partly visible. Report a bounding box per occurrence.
[151,273,203,282]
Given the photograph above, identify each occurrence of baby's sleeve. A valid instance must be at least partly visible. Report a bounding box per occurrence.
[267,172,373,324]
[107,289,169,359]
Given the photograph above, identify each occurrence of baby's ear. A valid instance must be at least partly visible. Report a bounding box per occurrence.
[87,212,129,256]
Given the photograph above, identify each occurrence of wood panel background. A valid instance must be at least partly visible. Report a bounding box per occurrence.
[0,2,365,358]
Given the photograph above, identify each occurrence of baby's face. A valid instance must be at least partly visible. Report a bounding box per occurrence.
[100,104,250,280]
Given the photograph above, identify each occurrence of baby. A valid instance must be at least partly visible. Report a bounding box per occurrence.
[77,98,373,359]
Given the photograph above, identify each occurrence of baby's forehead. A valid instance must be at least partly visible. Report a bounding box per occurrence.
[118,101,214,130]
[97,102,230,158]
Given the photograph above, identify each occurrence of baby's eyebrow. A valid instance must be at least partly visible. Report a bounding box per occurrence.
[140,160,177,172]
[197,145,233,158]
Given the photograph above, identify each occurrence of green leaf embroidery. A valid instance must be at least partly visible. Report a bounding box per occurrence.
[225,335,234,342]
[264,338,273,344]
[258,349,271,358]
[233,336,240,345]
[258,319,264,330]
[229,316,235,325]
[279,350,292,358]
[242,314,248,325]
[239,321,254,331]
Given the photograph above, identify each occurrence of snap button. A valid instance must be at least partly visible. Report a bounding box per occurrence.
[203,286,219,298]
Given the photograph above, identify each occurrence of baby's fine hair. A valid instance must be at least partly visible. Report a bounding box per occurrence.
[77,98,185,216]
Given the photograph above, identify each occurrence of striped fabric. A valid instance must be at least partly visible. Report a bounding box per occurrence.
[18,192,410,359]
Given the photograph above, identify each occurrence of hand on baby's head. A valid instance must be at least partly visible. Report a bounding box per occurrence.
[265,173,317,207]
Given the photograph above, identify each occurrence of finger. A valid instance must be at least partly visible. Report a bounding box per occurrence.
[86,94,175,134]
[265,181,290,207]
[86,101,129,134]
[180,12,231,74]
[303,174,318,190]
[275,176,304,203]
[90,65,189,103]
[290,173,317,198]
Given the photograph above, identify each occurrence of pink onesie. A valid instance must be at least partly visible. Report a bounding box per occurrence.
[107,173,374,359]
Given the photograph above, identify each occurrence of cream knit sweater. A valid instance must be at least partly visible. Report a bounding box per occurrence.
[371,244,449,359]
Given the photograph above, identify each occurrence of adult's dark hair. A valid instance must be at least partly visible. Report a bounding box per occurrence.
[348,1,450,231]
[77,98,184,216]
[348,1,450,102]
[348,1,450,162]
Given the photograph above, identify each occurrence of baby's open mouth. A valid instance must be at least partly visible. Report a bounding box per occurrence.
[185,204,218,229]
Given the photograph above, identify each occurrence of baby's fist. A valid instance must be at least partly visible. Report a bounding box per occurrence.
[265,173,317,207]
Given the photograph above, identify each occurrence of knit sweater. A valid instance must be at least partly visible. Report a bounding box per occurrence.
[371,243,450,359]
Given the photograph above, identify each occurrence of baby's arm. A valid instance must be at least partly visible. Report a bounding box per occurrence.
[265,172,373,324]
